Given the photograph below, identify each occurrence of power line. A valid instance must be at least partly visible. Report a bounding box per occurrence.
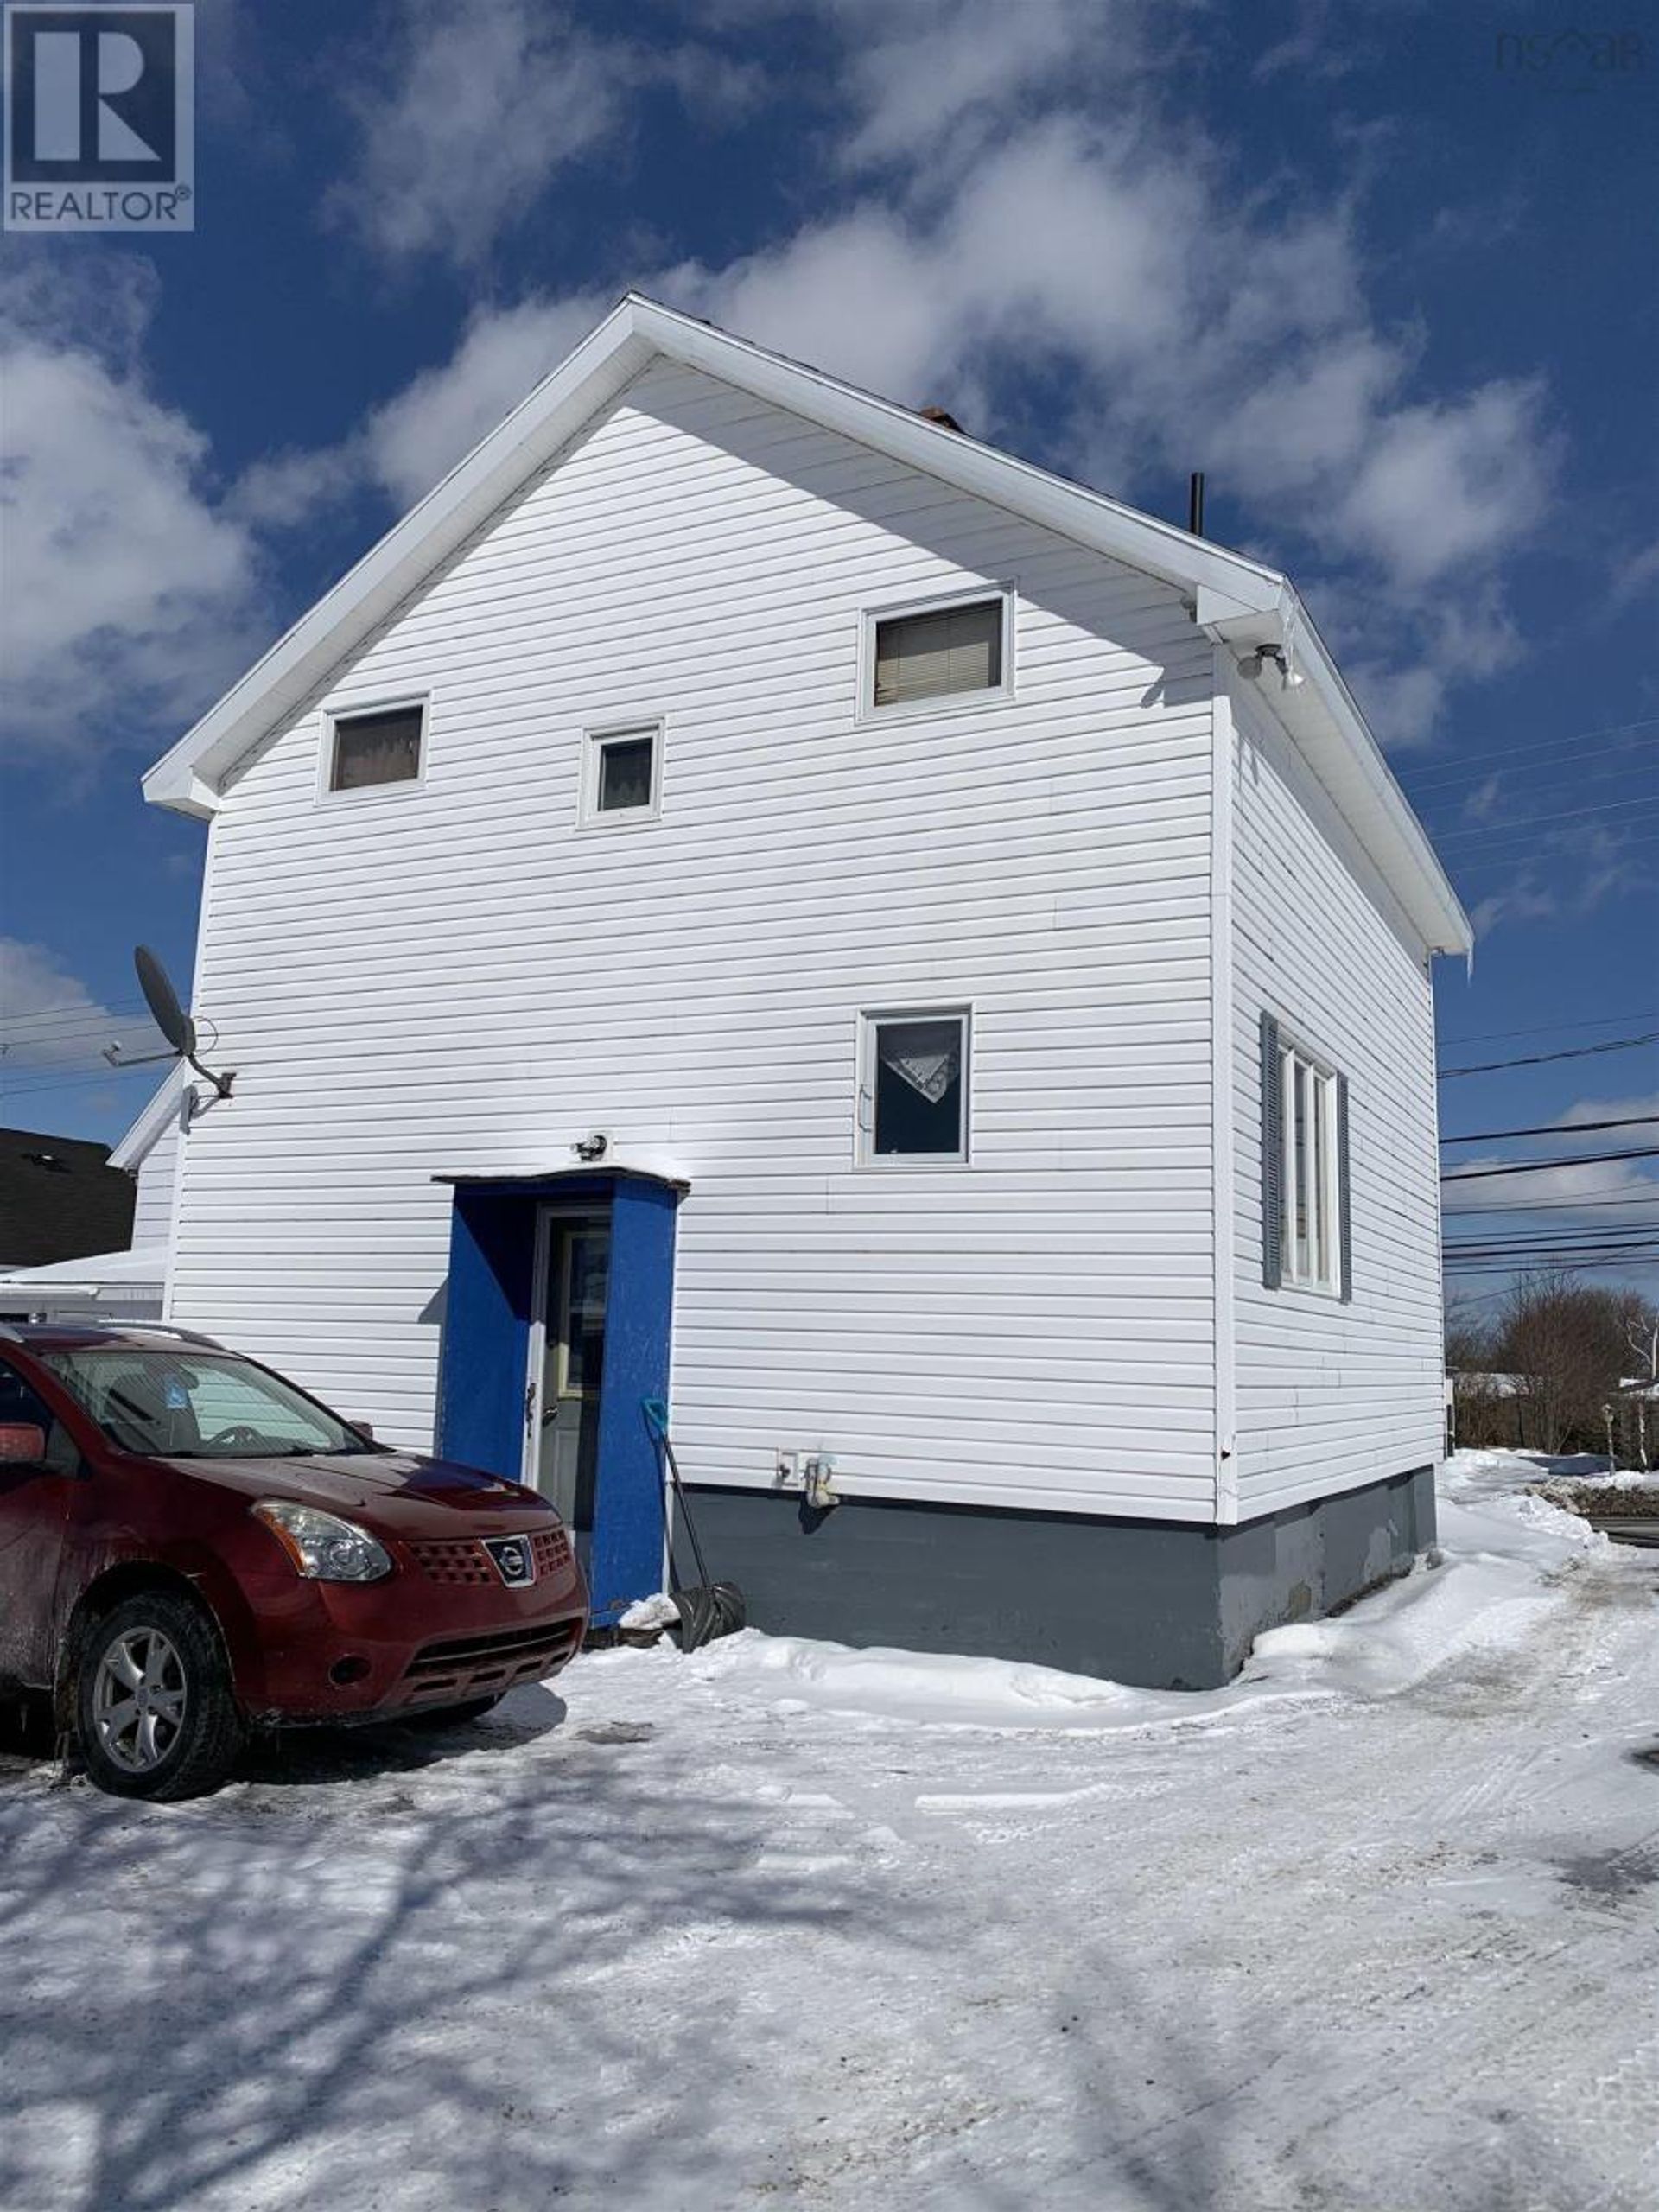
[1418,761,1659,832]
[1407,734,1659,799]
[1442,1265,1659,1282]
[1440,1029,1659,1078]
[1444,1231,1659,1257]
[0,1064,157,1103]
[1398,715,1659,786]
[1443,1192,1659,1217]
[1434,794,1659,850]
[0,998,148,1027]
[1441,1114,1659,1147]
[1442,1145,1659,1182]
[1441,1007,1659,1046]
[1447,821,1659,865]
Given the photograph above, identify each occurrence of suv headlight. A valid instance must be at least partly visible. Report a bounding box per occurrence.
[253,1500,392,1584]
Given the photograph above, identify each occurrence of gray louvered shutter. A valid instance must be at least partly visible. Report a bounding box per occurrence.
[1260,1012,1282,1289]
[1336,1071,1353,1303]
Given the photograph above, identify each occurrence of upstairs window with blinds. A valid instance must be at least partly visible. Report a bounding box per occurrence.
[871,594,1006,711]
[327,702,425,793]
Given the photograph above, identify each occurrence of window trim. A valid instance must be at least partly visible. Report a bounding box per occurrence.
[855,1004,973,1168]
[1276,1033,1344,1297]
[318,694,430,804]
[858,586,1014,725]
[579,718,664,829]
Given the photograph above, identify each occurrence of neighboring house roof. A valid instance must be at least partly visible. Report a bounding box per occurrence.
[0,1243,168,1297]
[0,1126,137,1268]
[1449,1371,1527,1395]
[141,293,1473,957]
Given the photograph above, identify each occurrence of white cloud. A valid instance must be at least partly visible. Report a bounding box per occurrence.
[326,1,760,270]
[365,290,614,505]
[326,2,632,266]
[1611,536,1659,608]
[245,0,1558,760]
[0,938,157,1080]
[0,263,264,765]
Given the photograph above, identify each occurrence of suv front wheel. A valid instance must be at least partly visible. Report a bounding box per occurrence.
[75,1591,245,1801]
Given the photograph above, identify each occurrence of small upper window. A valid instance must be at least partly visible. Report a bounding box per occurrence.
[328,703,424,793]
[861,1010,969,1162]
[872,596,1004,711]
[582,724,661,824]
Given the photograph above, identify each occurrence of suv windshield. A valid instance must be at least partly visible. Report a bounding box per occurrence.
[39,1348,374,1459]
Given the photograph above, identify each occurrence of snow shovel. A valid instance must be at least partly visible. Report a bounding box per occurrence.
[641,1399,747,1651]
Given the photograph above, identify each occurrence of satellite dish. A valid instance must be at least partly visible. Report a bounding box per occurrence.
[133,945,234,1098]
[136,944,195,1057]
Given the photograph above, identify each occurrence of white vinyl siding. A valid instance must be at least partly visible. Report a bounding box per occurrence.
[166,359,1218,1522]
[1230,677,1443,1516]
[130,1110,181,1249]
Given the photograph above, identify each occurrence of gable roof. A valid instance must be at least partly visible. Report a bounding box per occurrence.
[142,294,1471,955]
[0,1127,137,1269]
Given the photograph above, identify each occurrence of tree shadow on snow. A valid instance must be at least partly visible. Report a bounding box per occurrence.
[0,1690,931,2212]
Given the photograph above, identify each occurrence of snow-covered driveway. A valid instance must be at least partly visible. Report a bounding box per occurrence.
[3,1455,1656,2212]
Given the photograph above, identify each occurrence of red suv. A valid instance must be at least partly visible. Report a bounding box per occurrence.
[0,1322,588,1799]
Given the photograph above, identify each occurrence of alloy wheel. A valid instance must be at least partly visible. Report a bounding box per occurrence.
[92,1626,188,1776]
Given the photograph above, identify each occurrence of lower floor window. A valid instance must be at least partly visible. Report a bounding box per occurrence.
[861,1010,969,1160]
[1281,1042,1341,1292]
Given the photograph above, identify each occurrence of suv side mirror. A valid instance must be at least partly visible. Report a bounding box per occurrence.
[352,1421,374,1441]
[0,1423,48,1464]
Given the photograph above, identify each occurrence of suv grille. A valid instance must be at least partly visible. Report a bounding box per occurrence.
[407,1524,571,1586]
[402,1618,582,1700]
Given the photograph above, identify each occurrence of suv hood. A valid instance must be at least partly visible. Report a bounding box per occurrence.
[156,1448,555,1531]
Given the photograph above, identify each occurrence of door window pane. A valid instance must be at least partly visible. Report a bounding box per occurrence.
[559,1229,610,1395]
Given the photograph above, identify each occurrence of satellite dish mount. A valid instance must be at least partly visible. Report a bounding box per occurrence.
[133,945,235,1099]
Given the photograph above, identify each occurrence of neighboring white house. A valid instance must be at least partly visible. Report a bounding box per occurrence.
[135,295,1471,1685]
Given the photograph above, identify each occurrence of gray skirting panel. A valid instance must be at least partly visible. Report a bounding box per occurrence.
[679,1466,1437,1690]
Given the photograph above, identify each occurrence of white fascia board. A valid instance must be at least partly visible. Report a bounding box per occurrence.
[141,293,1286,815]
[108,1061,189,1171]
[1203,586,1472,958]
[644,300,1287,613]
[142,302,658,813]
[1280,593,1472,957]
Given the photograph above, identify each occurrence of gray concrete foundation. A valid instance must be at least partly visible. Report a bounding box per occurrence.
[680,1466,1437,1690]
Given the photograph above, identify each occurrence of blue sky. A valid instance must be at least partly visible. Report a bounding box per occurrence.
[1,0,1655,1303]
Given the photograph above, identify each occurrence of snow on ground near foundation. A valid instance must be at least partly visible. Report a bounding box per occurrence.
[3,1451,1656,2212]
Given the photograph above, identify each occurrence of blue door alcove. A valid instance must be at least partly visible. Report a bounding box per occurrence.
[433,1167,681,1627]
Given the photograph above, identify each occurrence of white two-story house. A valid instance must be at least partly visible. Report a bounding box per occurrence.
[138,296,1471,1688]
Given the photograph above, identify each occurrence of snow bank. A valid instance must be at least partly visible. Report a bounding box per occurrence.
[674,1451,1611,1731]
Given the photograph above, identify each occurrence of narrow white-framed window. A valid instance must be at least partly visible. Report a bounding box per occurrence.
[580,721,662,827]
[322,698,428,797]
[861,588,1013,720]
[857,1007,971,1165]
[1277,1038,1344,1294]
